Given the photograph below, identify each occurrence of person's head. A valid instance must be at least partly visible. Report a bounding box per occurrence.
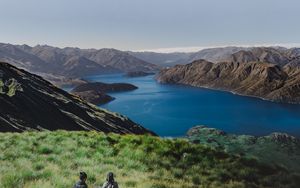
[106,172,114,183]
[79,171,87,182]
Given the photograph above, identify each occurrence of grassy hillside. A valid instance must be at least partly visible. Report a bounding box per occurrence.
[0,131,299,188]
[187,126,300,173]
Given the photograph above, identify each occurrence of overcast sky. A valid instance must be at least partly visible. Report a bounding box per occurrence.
[0,0,300,52]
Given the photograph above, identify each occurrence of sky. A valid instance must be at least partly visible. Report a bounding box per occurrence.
[0,0,300,52]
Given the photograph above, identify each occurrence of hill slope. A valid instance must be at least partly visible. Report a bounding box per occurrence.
[0,131,299,188]
[187,126,300,172]
[0,62,153,134]
[157,60,300,103]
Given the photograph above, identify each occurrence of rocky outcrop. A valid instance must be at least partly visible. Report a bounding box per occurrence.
[157,59,300,103]
[187,125,300,172]
[0,62,155,135]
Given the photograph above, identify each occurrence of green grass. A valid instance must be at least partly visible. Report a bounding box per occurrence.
[0,79,4,94]
[0,131,299,188]
[187,126,300,172]
[0,78,23,96]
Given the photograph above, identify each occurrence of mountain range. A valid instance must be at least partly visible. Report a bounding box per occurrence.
[131,46,300,67]
[0,61,154,135]
[157,59,300,103]
[156,47,300,104]
[0,43,159,85]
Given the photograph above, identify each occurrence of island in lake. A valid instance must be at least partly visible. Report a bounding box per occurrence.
[71,82,138,105]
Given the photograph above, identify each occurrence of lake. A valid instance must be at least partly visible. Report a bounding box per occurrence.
[83,74,300,137]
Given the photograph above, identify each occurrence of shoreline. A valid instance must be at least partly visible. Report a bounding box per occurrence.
[156,79,300,105]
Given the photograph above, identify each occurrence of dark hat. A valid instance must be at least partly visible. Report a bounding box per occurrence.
[80,171,87,180]
[107,172,114,182]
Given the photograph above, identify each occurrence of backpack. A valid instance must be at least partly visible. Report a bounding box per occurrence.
[102,181,119,188]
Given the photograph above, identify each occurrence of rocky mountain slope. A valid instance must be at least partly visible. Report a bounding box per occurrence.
[187,126,300,172]
[0,62,154,135]
[0,43,159,80]
[157,59,300,103]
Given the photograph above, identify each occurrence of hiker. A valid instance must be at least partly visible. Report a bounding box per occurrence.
[102,172,119,188]
[73,171,88,188]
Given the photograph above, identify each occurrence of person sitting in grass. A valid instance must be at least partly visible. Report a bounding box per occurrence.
[74,171,88,188]
[102,172,119,188]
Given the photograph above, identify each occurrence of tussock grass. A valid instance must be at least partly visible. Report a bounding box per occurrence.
[0,131,299,188]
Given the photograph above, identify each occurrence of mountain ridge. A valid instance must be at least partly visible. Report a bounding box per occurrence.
[0,61,154,135]
[156,59,300,104]
[0,43,159,84]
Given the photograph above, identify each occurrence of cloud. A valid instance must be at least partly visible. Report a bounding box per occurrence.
[135,43,300,53]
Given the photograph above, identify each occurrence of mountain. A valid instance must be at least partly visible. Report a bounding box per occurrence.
[129,47,246,66]
[0,62,154,135]
[187,125,300,172]
[0,43,159,81]
[0,43,46,71]
[187,47,247,63]
[129,51,191,67]
[83,48,159,72]
[130,47,300,67]
[60,56,119,77]
[156,59,300,103]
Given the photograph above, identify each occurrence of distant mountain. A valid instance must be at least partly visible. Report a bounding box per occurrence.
[130,47,300,67]
[157,59,300,103]
[129,47,246,66]
[0,43,46,71]
[0,43,159,81]
[0,62,154,135]
[129,51,191,67]
[187,47,246,63]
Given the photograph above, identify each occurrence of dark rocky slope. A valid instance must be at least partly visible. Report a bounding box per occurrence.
[0,62,154,135]
[187,126,300,172]
[157,59,300,103]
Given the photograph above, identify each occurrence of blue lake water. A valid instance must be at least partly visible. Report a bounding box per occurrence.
[83,74,300,137]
